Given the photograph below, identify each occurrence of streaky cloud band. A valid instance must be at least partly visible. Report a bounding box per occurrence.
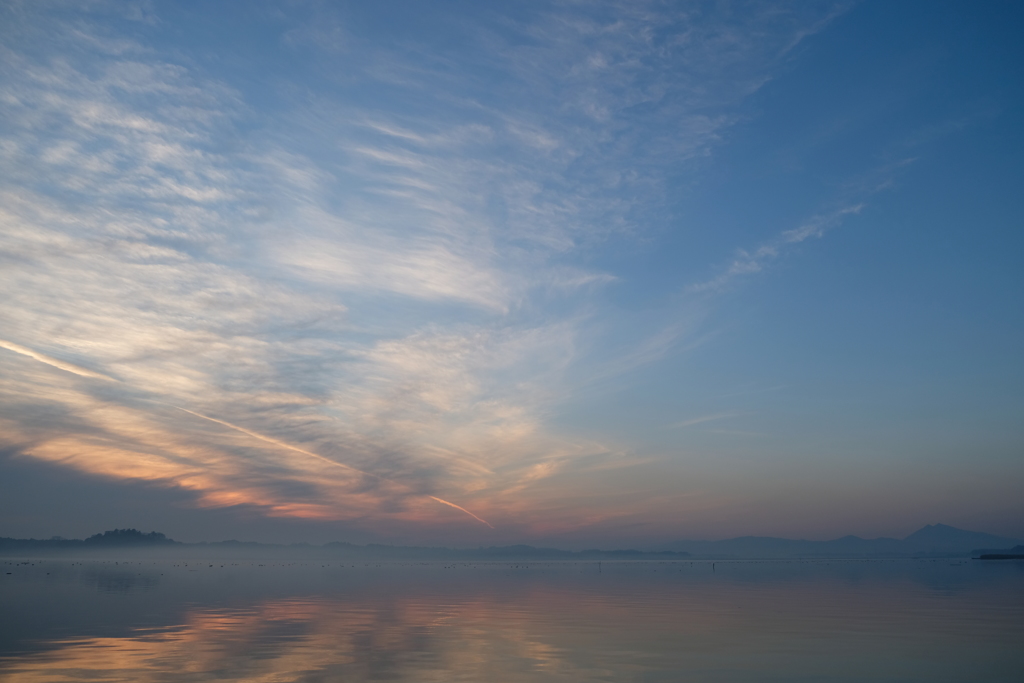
[0,339,118,382]
[173,406,494,529]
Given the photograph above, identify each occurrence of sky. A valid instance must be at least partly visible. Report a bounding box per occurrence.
[1,0,1022,548]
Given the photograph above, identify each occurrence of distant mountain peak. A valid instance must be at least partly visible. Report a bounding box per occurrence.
[904,523,973,540]
[902,523,1021,549]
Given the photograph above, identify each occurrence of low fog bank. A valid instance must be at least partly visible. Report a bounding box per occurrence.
[0,529,691,561]
[648,524,1024,559]
[3,524,1021,561]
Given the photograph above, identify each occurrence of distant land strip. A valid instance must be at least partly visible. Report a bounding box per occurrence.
[0,529,689,561]
[976,547,1024,560]
[1,524,1022,560]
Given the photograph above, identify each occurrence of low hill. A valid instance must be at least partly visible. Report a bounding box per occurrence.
[83,529,178,546]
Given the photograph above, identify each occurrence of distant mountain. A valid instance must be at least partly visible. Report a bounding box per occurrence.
[901,524,1020,554]
[653,524,1024,559]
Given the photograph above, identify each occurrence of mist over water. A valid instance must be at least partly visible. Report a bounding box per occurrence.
[2,558,1022,682]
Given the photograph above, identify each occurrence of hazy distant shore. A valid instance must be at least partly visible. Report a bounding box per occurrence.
[0,529,690,561]
[3,524,1020,561]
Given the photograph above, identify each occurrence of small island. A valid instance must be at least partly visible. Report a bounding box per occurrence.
[976,545,1024,560]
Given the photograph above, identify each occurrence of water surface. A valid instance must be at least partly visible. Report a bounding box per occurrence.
[1,558,1022,681]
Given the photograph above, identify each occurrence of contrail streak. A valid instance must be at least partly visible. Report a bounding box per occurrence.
[429,496,494,529]
[174,406,493,529]
[0,339,118,382]
[173,406,370,477]
[0,342,492,528]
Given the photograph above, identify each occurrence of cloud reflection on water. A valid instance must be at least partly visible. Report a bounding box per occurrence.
[2,561,1023,682]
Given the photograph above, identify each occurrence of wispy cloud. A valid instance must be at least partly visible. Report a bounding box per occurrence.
[0,2,851,539]
[670,412,741,430]
[687,204,865,294]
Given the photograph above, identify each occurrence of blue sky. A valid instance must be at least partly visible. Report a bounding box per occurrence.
[1,0,1021,546]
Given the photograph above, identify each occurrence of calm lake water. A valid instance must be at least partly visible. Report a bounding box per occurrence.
[1,557,1022,682]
